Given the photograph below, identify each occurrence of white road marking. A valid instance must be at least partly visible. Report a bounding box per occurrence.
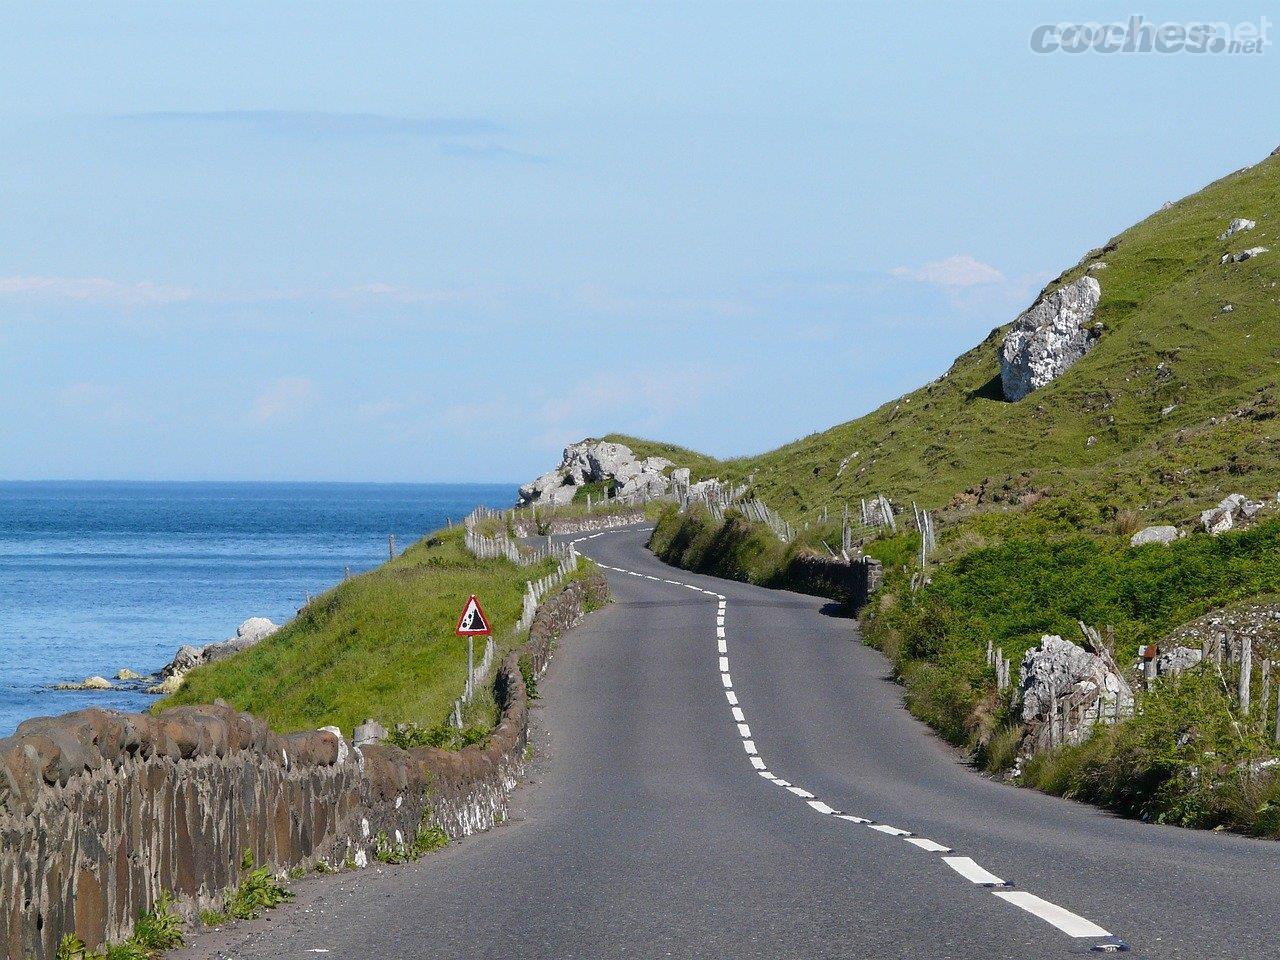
[992,891,1111,939]
[870,824,912,837]
[905,837,952,853]
[943,857,1006,887]
[580,545,1117,947]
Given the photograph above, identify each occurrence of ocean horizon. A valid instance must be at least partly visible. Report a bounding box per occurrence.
[0,480,516,737]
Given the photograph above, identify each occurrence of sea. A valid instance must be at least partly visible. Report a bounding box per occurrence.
[0,481,515,737]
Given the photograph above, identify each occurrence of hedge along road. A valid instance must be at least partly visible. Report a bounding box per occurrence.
[178,525,1280,960]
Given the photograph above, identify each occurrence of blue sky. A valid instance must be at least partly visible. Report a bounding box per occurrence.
[0,2,1275,482]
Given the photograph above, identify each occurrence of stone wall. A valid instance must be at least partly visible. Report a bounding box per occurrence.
[0,572,608,960]
[784,554,884,610]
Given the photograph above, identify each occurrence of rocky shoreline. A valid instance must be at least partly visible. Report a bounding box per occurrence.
[53,616,281,697]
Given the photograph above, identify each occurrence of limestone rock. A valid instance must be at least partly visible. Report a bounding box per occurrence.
[517,439,682,506]
[1222,246,1269,264]
[1201,494,1256,535]
[1130,525,1180,547]
[671,467,691,485]
[1000,276,1102,402]
[1219,218,1256,240]
[1018,635,1133,749]
[54,676,114,691]
[1154,645,1204,677]
[354,719,389,748]
[115,668,145,681]
[145,674,184,695]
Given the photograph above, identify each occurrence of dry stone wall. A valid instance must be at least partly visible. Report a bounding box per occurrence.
[784,554,884,610]
[0,572,608,960]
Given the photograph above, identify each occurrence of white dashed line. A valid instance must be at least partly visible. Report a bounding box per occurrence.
[905,837,952,853]
[870,824,912,837]
[942,857,1007,887]
[992,891,1111,938]
[574,543,1116,948]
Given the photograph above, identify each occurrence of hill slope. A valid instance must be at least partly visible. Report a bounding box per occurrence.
[624,149,1280,527]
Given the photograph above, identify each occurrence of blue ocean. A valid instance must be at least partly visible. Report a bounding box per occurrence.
[0,482,514,737]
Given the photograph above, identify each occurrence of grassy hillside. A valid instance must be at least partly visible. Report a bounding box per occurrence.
[163,526,561,735]
[633,152,1280,527]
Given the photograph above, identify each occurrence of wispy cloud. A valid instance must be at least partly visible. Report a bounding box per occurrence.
[116,110,501,139]
[250,377,316,424]
[0,275,196,306]
[890,255,1007,288]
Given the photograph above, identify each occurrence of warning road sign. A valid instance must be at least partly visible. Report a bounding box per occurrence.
[455,594,492,636]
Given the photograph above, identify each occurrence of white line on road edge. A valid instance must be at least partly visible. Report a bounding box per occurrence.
[571,536,1118,948]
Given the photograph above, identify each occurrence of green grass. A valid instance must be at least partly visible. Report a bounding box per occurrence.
[617,151,1280,529]
[162,525,558,734]
[864,517,1280,748]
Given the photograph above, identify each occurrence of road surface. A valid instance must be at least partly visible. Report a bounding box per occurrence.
[178,525,1280,959]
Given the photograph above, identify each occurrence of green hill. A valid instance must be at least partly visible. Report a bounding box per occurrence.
[637,148,1280,835]
[627,149,1280,529]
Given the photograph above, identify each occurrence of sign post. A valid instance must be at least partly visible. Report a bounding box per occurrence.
[455,594,493,708]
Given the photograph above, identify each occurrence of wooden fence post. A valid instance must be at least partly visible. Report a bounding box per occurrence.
[1240,636,1253,717]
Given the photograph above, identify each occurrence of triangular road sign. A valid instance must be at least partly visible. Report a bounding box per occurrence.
[455,594,492,636]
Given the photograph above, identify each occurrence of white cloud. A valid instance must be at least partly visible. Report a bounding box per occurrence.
[890,255,1007,288]
[0,275,196,306]
[250,377,317,424]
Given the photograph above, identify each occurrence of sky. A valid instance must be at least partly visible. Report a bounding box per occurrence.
[0,2,1275,482]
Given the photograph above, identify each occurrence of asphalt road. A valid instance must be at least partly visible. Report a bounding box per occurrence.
[177,526,1280,960]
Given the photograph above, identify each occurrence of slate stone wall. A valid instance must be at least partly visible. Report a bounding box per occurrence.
[0,572,607,960]
[784,554,884,611]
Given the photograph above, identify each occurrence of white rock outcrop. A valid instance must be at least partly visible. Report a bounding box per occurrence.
[517,439,675,506]
[1154,645,1203,678]
[1200,494,1260,535]
[1222,247,1269,264]
[1019,635,1133,748]
[1219,218,1256,240]
[1130,525,1180,547]
[999,276,1102,402]
[149,617,281,694]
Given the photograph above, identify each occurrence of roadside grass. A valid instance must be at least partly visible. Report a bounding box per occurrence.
[162,525,558,734]
[1019,668,1280,835]
[863,518,1280,750]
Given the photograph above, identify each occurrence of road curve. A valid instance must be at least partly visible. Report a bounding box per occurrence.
[177,526,1280,960]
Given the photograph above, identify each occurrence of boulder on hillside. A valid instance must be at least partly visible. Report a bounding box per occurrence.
[1200,494,1260,535]
[1154,645,1204,678]
[1130,525,1180,547]
[1219,218,1256,240]
[1000,276,1102,402]
[1222,247,1269,264]
[1018,634,1133,750]
[517,439,675,506]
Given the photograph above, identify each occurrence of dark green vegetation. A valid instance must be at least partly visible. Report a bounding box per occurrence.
[164,525,560,734]
[56,895,184,960]
[864,519,1280,749]
[637,149,1280,834]
[199,851,293,926]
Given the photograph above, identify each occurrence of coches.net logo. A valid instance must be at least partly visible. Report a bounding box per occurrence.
[1031,15,1271,54]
